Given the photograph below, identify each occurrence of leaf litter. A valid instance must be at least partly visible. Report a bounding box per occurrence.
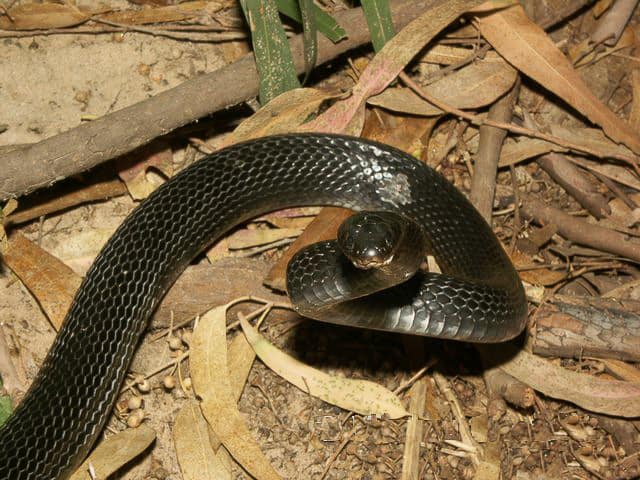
[2,0,640,479]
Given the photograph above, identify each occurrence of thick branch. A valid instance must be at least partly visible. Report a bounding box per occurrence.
[0,0,437,200]
[531,294,640,362]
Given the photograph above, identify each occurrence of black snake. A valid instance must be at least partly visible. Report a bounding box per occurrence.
[0,134,527,479]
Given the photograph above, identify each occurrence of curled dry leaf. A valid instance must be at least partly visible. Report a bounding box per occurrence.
[0,3,89,30]
[300,0,486,135]
[480,344,640,417]
[174,400,231,480]
[69,425,155,480]
[117,143,173,200]
[190,304,281,480]
[369,55,517,116]
[476,5,640,153]
[240,316,409,419]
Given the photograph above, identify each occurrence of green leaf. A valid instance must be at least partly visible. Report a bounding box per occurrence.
[0,378,12,427]
[240,0,301,104]
[361,0,395,51]
[299,0,317,85]
[276,0,346,43]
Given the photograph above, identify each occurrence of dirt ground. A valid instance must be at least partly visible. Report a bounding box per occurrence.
[1,1,640,480]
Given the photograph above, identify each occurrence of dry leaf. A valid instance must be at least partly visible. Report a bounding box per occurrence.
[0,3,89,30]
[226,88,338,145]
[477,5,640,153]
[601,358,640,382]
[550,125,635,162]
[69,426,155,480]
[6,179,127,226]
[3,233,82,330]
[191,304,281,480]
[240,316,409,419]
[498,138,567,167]
[301,0,486,134]
[370,54,516,116]
[480,344,640,417]
[511,249,566,287]
[0,199,18,255]
[174,400,232,480]
[117,143,173,200]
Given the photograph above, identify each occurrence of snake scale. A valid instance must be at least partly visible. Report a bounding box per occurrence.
[0,134,527,479]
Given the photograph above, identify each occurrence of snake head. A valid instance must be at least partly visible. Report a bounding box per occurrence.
[337,212,404,269]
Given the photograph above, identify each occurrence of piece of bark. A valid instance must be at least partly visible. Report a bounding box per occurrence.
[531,294,640,362]
[263,207,352,292]
[152,257,286,328]
[537,153,610,219]
[0,0,439,200]
[521,193,640,263]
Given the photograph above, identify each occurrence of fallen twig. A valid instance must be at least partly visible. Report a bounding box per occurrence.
[520,193,640,263]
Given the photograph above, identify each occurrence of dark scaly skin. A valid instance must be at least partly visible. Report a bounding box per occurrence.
[0,134,527,479]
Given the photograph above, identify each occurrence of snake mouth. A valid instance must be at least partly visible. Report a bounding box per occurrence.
[352,252,394,270]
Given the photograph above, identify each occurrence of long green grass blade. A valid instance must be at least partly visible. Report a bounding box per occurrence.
[277,0,346,43]
[240,0,301,104]
[361,0,395,51]
[299,0,318,85]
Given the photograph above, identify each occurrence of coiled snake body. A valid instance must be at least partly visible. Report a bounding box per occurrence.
[0,134,527,479]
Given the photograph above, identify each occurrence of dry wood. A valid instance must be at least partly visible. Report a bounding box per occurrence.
[0,0,439,200]
[401,379,428,480]
[465,82,533,411]
[537,153,611,219]
[520,193,640,263]
[531,294,640,362]
[470,78,520,219]
[482,365,535,409]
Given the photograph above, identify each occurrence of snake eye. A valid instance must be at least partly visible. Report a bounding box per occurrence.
[337,212,401,269]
